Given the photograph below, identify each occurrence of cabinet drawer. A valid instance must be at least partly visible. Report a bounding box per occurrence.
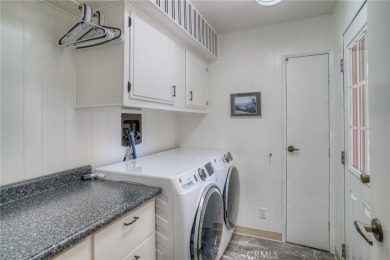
[123,233,156,260]
[53,237,92,260]
[94,200,155,260]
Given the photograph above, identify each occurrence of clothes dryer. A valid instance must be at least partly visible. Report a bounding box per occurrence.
[152,148,240,258]
[95,156,222,260]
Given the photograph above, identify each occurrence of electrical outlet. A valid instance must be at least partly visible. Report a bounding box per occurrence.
[259,207,267,219]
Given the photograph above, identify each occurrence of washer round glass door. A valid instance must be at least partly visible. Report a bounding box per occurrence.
[224,166,240,230]
[191,184,224,260]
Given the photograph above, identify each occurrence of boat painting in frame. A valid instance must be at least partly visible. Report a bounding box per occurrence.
[230,92,261,117]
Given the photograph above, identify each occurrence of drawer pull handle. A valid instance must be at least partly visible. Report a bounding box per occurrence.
[134,256,141,260]
[124,217,139,226]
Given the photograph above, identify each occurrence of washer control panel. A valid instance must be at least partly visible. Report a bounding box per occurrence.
[174,166,207,194]
[212,153,230,170]
[198,168,207,181]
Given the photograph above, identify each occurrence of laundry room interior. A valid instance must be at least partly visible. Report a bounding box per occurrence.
[0,0,389,260]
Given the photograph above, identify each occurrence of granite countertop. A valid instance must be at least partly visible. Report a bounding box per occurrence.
[0,166,161,260]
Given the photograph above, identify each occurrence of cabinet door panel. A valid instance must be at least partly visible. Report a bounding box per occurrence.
[185,51,208,109]
[122,234,156,260]
[94,200,155,260]
[133,16,175,104]
[53,237,92,260]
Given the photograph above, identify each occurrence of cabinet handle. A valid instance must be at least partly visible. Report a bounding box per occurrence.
[134,256,141,260]
[172,86,176,97]
[124,217,139,226]
[189,91,193,101]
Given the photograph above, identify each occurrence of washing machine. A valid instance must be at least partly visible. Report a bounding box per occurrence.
[95,155,224,260]
[152,148,240,258]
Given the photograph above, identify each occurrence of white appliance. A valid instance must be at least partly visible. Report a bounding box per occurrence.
[95,155,224,260]
[151,148,240,258]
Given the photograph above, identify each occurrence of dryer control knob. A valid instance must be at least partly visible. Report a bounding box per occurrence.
[198,168,207,181]
[224,154,230,163]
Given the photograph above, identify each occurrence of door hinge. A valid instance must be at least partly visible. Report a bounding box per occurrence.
[172,85,176,97]
[128,82,131,93]
[328,221,330,231]
[206,101,209,106]
[342,244,346,258]
[341,151,345,165]
[329,148,331,158]
[340,59,344,73]
[128,17,132,27]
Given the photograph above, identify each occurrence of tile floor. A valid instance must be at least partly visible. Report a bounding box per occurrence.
[222,233,335,260]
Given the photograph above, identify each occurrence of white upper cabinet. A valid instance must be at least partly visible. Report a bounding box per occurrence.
[131,15,176,104]
[186,51,209,109]
[75,2,210,114]
[129,0,219,61]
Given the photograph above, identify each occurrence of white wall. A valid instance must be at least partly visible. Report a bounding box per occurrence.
[178,15,332,234]
[0,1,177,185]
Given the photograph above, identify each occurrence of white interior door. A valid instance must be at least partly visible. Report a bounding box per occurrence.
[344,2,389,259]
[368,1,390,259]
[343,5,372,260]
[286,54,330,251]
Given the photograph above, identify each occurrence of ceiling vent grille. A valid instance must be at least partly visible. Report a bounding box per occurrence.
[153,0,218,57]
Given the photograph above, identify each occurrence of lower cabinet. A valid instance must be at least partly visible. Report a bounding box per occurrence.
[94,199,155,260]
[52,199,155,260]
[53,237,92,260]
[123,233,156,260]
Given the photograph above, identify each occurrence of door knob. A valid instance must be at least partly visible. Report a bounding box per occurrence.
[360,173,370,183]
[354,218,383,245]
[287,146,299,152]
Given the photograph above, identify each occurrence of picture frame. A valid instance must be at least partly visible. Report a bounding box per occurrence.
[230,92,261,117]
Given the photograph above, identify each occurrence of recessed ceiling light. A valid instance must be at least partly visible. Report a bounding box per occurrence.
[256,0,283,7]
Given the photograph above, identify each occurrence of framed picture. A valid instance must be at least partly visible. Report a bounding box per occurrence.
[230,92,261,117]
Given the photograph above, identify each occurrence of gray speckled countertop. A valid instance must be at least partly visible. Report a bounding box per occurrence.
[0,166,161,260]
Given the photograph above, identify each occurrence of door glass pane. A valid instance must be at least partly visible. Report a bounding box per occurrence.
[200,191,223,259]
[352,88,358,126]
[360,130,366,173]
[351,45,357,85]
[360,84,366,127]
[359,36,366,82]
[352,129,358,168]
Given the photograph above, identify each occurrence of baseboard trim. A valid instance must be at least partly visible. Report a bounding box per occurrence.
[334,247,340,260]
[234,226,282,241]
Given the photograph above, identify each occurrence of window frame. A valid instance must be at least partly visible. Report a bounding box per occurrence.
[347,28,369,175]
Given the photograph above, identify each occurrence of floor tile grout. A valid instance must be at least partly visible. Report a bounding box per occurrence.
[223,233,334,260]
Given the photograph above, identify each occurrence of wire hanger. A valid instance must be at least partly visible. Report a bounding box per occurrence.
[58,3,122,49]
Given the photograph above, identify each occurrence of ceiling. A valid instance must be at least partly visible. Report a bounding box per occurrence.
[191,0,337,34]
[45,1,120,16]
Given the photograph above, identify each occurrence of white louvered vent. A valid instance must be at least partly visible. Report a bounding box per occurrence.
[153,0,218,57]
